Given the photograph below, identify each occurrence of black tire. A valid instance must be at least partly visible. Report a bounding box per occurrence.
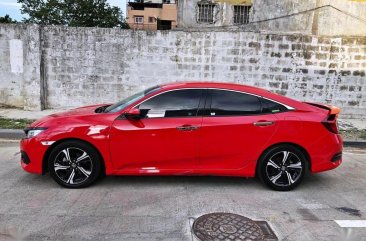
[257,144,307,191]
[48,140,102,188]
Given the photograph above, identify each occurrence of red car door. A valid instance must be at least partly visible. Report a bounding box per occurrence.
[109,89,205,172]
[198,89,279,171]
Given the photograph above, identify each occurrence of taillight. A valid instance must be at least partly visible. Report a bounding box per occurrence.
[322,114,339,134]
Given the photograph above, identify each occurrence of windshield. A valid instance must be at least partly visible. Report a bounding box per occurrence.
[104,85,161,113]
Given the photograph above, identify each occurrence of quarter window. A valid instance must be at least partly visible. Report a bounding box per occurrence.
[260,98,287,113]
[138,89,203,118]
[209,90,261,116]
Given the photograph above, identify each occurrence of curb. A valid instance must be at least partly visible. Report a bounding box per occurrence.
[0,129,365,149]
[0,129,25,140]
[343,140,366,149]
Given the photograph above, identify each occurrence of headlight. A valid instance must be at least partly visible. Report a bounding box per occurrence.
[24,127,47,138]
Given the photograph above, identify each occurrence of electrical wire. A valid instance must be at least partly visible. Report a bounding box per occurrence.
[245,4,332,25]
[329,5,366,24]
[177,4,366,30]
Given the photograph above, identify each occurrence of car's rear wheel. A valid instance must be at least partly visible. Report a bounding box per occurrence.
[258,145,306,191]
[48,141,101,188]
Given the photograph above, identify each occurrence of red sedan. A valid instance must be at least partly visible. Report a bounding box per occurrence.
[20,82,342,191]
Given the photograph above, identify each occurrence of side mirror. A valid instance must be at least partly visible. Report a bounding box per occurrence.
[125,108,141,120]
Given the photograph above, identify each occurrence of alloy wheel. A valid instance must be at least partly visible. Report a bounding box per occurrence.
[53,147,93,185]
[265,150,303,187]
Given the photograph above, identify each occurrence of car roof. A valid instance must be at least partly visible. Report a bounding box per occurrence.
[160,81,271,95]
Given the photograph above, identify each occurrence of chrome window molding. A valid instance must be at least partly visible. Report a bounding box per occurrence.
[131,87,295,112]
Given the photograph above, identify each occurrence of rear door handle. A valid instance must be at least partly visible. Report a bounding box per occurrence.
[176,125,200,131]
[253,121,275,126]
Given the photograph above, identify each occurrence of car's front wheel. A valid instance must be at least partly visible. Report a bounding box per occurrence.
[48,141,102,188]
[258,145,306,191]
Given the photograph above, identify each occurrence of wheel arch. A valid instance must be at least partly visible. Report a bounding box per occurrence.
[42,138,106,175]
[255,142,311,176]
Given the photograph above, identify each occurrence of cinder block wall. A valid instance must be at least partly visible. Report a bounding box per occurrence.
[1,24,366,118]
[0,24,41,110]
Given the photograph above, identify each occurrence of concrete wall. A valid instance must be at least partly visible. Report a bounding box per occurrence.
[0,24,41,110]
[0,24,366,118]
[250,0,366,36]
[177,0,366,36]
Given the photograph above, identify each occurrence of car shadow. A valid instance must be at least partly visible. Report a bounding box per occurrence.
[17,170,339,191]
[96,174,262,189]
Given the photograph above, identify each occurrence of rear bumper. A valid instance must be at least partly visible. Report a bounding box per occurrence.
[20,138,48,174]
[310,134,343,173]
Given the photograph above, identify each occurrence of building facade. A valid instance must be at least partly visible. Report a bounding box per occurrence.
[127,0,178,30]
[177,0,252,28]
[177,0,366,36]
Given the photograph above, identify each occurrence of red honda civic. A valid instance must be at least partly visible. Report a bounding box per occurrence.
[20,82,342,191]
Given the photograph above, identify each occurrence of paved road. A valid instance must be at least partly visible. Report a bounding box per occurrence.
[0,141,365,241]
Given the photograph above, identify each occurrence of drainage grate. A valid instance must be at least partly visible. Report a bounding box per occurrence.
[192,213,278,241]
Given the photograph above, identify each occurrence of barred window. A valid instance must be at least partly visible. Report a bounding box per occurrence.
[134,16,144,24]
[233,5,251,25]
[197,3,215,23]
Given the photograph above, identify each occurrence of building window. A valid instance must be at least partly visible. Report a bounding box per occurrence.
[197,2,215,23]
[148,17,155,23]
[233,5,251,25]
[134,16,144,24]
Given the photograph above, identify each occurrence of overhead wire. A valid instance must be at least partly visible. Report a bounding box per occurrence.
[181,4,366,30]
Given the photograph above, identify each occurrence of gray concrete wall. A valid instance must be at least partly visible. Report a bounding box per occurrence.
[250,0,366,36]
[0,24,366,118]
[0,24,41,110]
[177,0,366,36]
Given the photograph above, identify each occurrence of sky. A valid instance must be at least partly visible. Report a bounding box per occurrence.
[0,0,128,21]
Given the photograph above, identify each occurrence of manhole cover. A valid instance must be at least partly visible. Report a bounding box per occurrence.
[192,213,277,241]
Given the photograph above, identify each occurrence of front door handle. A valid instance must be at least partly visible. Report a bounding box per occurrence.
[253,121,275,126]
[176,125,200,131]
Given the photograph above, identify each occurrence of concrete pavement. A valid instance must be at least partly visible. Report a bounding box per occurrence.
[0,141,366,240]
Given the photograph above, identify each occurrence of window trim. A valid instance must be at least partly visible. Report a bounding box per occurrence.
[129,88,294,119]
[134,16,144,24]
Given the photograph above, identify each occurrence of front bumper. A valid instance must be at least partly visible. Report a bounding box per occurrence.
[20,138,49,174]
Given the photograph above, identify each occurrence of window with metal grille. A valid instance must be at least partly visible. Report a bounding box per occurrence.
[233,5,251,25]
[197,2,215,23]
[134,16,143,24]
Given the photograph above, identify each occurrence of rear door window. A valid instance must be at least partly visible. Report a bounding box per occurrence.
[208,89,262,116]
